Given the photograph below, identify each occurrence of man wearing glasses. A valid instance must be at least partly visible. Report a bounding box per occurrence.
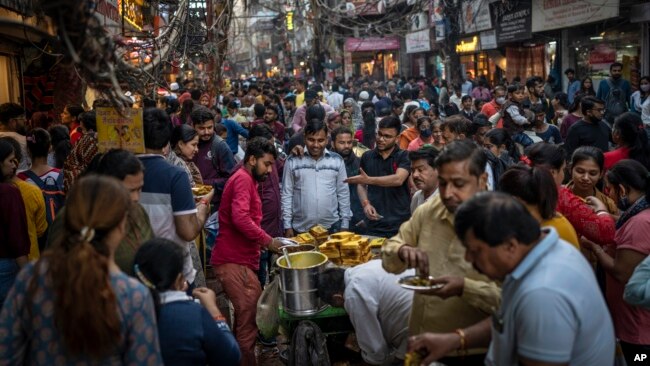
[0,103,30,170]
[346,116,411,238]
[564,96,611,158]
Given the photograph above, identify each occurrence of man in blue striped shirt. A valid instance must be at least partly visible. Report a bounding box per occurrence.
[282,119,351,236]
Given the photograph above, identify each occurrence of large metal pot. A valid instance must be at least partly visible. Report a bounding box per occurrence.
[276,252,328,317]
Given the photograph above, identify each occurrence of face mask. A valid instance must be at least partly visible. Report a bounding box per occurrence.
[641,84,650,93]
[496,97,506,105]
[617,196,631,211]
[420,128,433,138]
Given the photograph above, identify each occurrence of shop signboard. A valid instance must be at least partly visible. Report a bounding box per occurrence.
[490,0,532,44]
[462,0,492,34]
[344,37,400,52]
[118,0,144,31]
[456,36,480,54]
[532,0,619,32]
[480,30,498,50]
[410,12,429,31]
[406,29,432,54]
[429,0,446,41]
[589,44,616,70]
[96,108,145,154]
[96,0,121,33]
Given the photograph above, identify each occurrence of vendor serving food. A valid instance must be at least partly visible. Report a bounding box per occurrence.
[317,260,415,365]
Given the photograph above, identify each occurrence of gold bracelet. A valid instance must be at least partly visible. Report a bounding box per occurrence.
[455,328,467,357]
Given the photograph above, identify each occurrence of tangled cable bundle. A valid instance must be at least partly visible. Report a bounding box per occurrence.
[37,0,142,108]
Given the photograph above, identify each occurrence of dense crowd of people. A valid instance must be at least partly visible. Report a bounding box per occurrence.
[0,61,650,365]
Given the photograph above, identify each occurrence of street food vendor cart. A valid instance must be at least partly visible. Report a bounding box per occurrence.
[267,231,385,365]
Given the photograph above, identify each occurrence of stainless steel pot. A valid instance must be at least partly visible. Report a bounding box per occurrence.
[276,252,328,316]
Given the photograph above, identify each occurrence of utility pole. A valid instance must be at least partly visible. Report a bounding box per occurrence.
[208,0,234,96]
[441,0,463,86]
[309,0,323,81]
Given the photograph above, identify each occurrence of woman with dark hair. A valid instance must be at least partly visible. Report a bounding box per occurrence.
[499,165,579,248]
[408,117,434,151]
[1,137,47,260]
[399,106,424,149]
[560,92,585,140]
[630,75,650,125]
[340,110,355,133]
[18,128,62,188]
[582,159,650,365]
[551,92,570,126]
[168,125,202,187]
[580,77,596,97]
[60,104,84,145]
[166,98,182,127]
[133,238,240,366]
[605,112,650,170]
[47,149,153,276]
[63,111,99,192]
[526,143,615,246]
[484,128,519,162]
[483,128,517,187]
[180,98,194,125]
[48,125,72,169]
[567,146,618,214]
[0,175,162,363]
[0,139,30,305]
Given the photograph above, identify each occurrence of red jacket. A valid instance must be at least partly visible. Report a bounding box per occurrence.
[557,186,616,246]
[210,167,272,271]
[481,100,503,128]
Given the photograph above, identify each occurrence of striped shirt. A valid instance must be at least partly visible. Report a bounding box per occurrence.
[281,148,351,233]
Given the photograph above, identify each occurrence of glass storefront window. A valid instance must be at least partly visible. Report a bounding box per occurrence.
[568,22,641,93]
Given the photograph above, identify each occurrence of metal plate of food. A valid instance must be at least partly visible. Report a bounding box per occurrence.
[398,275,444,291]
[276,237,299,247]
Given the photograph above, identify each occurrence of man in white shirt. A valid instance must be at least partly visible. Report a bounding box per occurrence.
[409,147,439,213]
[327,84,344,110]
[318,260,414,365]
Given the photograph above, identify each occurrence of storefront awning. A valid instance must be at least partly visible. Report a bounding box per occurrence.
[344,36,400,52]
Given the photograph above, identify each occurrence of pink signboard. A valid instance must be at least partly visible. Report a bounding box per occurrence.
[589,44,616,69]
[344,37,401,52]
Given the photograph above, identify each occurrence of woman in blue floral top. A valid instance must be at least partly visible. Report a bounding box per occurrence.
[0,175,162,365]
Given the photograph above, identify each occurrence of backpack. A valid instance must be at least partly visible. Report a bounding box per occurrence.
[22,170,65,225]
[604,78,628,124]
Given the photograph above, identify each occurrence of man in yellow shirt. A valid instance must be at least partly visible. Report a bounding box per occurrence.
[382,139,500,364]
[294,79,307,107]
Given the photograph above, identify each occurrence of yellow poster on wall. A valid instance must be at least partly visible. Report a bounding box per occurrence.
[96,107,145,153]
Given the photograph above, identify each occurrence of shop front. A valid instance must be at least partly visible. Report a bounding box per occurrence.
[406,28,434,77]
[343,37,400,81]
[563,22,642,94]
[528,0,643,92]
[455,0,504,85]
[457,35,503,86]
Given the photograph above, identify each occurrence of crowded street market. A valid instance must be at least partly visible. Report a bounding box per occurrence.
[1,0,650,365]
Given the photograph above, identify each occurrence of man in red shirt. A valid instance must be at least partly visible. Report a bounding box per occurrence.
[210,137,283,365]
[480,85,506,128]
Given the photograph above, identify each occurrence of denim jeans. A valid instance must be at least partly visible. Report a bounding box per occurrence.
[0,259,19,307]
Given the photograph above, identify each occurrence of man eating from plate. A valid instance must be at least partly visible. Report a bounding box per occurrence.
[381,140,501,365]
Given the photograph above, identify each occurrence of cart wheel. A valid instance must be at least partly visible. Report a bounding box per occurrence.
[289,320,330,366]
